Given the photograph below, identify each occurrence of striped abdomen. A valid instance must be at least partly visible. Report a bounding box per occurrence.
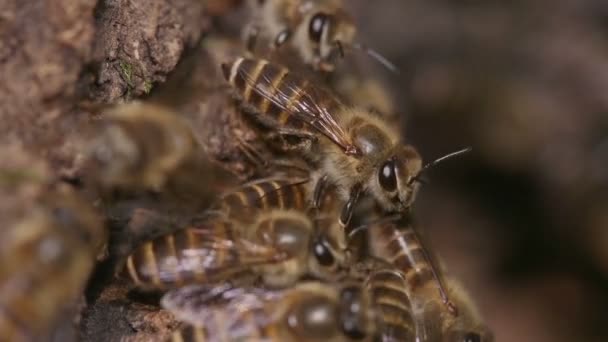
[124,220,278,289]
[366,269,415,342]
[221,57,340,132]
[214,179,309,217]
[368,221,453,312]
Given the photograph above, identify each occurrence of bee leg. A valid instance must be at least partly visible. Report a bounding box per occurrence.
[235,134,269,169]
[265,129,317,151]
[312,175,329,209]
[339,184,362,227]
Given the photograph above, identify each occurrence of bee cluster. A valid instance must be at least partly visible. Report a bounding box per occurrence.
[0,1,492,341]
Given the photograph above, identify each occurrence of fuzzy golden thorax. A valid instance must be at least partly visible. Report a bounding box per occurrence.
[313,108,422,213]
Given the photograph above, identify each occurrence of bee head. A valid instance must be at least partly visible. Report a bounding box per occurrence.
[374,146,471,212]
[306,10,355,70]
[375,144,422,212]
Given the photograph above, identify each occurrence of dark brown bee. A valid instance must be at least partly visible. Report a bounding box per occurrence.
[0,154,106,341]
[222,57,423,226]
[163,281,377,342]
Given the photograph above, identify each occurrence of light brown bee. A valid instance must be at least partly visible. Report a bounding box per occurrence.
[366,216,456,315]
[163,281,377,342]
[88,101,235,205]
[123,208,349,290]
[0,156,106,341]
[244,0,356,72]
[123,177,349,290]
[222,57,423,226]
[367,218,493,342]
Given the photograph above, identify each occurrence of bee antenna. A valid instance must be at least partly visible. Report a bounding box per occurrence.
[411,147,472,184]
[352,42,399,74]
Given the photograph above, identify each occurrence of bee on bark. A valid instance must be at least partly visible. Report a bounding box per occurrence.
[0,148,106,341]
[123,208,348,290]
[89,101,234,200]
[122,178,350,290]
[244,0,397,73]
[162,281,377,342]
[222,57,431,226]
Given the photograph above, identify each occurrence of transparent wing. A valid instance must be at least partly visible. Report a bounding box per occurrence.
[236,62,360,156]
[162,284,283,329]
[129,225,289,287]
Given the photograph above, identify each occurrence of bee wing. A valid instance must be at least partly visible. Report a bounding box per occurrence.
[128,226,289,287]
[162,284,281,328]
[236,62,360,156]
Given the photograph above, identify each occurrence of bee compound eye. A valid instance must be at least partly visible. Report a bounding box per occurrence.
[378,159,397,192]
[464,332,482,342]
[313,239,335,266]
[275,29,291,47]
[309,13,329,42]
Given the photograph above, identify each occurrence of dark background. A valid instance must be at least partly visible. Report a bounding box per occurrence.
[348,1,608,341]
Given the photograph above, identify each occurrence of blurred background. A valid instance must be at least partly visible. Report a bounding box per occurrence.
[347,0,608,341]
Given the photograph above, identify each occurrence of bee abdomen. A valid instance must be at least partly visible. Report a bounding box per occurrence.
[373,224,436,291]
[222,58,333,131]
[368,270,415,342]
[217,180,307,215]
[124,223,235,289]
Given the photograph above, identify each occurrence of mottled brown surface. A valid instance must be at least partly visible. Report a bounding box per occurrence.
[90,0,207,102]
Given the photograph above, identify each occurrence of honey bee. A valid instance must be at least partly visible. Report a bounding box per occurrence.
[244,0,397,73]
[0,154,106,341]
[366,217,493,341]
[162,281,377,341]
[222,57,425,226]
[366,216,456,315]
[122,179,349,290]
[89,101,234,200]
